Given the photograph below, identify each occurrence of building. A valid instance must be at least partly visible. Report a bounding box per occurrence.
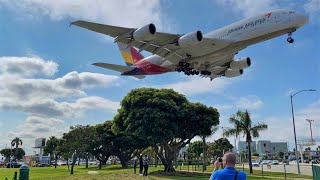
[177,146,188,160]
[238,141,257,154]
[257,140,288,156]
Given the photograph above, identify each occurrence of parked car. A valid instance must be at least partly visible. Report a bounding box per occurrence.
[272,160,279,165]
[6,162,22,168]
[261,160,268,165]
[37,163,51,167]
[252,160,259,167]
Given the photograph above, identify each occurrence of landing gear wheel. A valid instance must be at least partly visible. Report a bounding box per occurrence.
[287,37,294,43]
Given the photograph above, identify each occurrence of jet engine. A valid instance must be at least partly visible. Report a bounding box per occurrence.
[132,24,156,41]
[177,31,203,47]
[229,57,251,70]
[225,69,243,78]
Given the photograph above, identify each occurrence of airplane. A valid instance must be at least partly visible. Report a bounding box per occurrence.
[71,9,308,80]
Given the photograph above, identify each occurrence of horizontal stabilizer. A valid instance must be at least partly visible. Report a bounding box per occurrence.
[92,62,135,73]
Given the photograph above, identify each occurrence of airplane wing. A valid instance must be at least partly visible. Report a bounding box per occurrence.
[71,21,231,65]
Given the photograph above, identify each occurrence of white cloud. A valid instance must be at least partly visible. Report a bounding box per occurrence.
[212,95,263,113]
[234,96,263,110]
[163,77,231,96]
[0,56,58,77]
[0,56,120,152]
[257,99,320,150]
[26,116,64,126]
[0,0,171,31]
[304,0,320,24]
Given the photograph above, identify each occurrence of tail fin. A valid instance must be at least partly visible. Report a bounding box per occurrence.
[117,42,144,66]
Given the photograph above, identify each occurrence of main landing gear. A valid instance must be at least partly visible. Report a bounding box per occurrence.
[287,29,296,43]
[175,61,211,76]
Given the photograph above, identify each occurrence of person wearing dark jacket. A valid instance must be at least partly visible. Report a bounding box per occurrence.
[143,154,149,177]
[139,155,143,176]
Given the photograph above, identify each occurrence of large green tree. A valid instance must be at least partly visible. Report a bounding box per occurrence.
[0,148,11,161]
[207,138,234,158]
[60,125,95,174]
[113,88,219,172]
[92,121,147,169]
[44,136,61,168]
[11,137,23,160]
[223,110,268,174]
[110,133,147,168]
[188,141,204,160]
[0,148,25,161]
[91,122,113,169]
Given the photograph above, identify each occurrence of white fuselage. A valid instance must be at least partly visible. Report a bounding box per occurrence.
[144,9,308,70]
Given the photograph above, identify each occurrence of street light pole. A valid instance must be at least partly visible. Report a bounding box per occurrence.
[306,119,314,144]
[290,89,316,174]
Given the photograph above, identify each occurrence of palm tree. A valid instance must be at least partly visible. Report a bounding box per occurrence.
[200,126,219,171]
[223,110,268,174]
[11,137,23,160]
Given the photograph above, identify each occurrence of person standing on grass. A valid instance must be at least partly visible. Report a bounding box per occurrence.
[139,154,143,176]
[143,154,149,177]
[133,157,137,174]
[210,152,246,180]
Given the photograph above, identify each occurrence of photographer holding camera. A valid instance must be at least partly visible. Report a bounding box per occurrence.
[209,152,246,180]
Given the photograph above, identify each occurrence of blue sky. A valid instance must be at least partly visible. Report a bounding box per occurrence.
[0,0,319,154]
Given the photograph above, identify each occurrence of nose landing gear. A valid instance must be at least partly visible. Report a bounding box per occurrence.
[287,29,296,43]
[287,37,294,43]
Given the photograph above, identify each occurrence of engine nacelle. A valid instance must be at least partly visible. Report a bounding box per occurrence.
[132,24,156,41]
[225,69,243,78]
[177,31,203,47]
[230,57,251,70]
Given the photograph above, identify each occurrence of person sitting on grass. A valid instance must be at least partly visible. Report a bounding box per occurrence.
[210,152,246,180]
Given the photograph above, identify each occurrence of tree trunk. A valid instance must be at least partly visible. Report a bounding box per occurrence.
[71,156,77,175]
[202,136,207,171]
[99,160,102,170]
[86,156,88,169]
[156,148,176,172]
[164,160,175,172]
[67,159,70,171]
[155,157,158,167]
[120,159,129,168]
[55,157,57,169]
[102,158,107,165]
[15,145,18,161]
[247,141,253,174]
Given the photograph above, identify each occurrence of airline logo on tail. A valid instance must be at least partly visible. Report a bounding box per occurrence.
[117,42,144,66]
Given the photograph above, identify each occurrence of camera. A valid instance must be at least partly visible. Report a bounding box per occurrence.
[218,157,222,163]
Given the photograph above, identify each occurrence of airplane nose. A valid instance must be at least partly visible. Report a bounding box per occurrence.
[297,13,309,26]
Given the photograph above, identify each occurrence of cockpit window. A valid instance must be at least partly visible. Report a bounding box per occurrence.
[289,11,295,14]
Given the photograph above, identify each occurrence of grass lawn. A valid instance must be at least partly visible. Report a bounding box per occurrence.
[0,165,281,180]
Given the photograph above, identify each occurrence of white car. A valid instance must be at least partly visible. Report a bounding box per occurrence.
[261,160,268,165]
[252,160,259,167]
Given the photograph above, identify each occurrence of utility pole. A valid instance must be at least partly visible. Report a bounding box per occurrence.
[306,119,314,144]
[290,89,316,174]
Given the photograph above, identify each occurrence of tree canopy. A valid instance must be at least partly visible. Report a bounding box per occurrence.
[207,138,234,158]
[113,88,219,171]
[0,148,25,161]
